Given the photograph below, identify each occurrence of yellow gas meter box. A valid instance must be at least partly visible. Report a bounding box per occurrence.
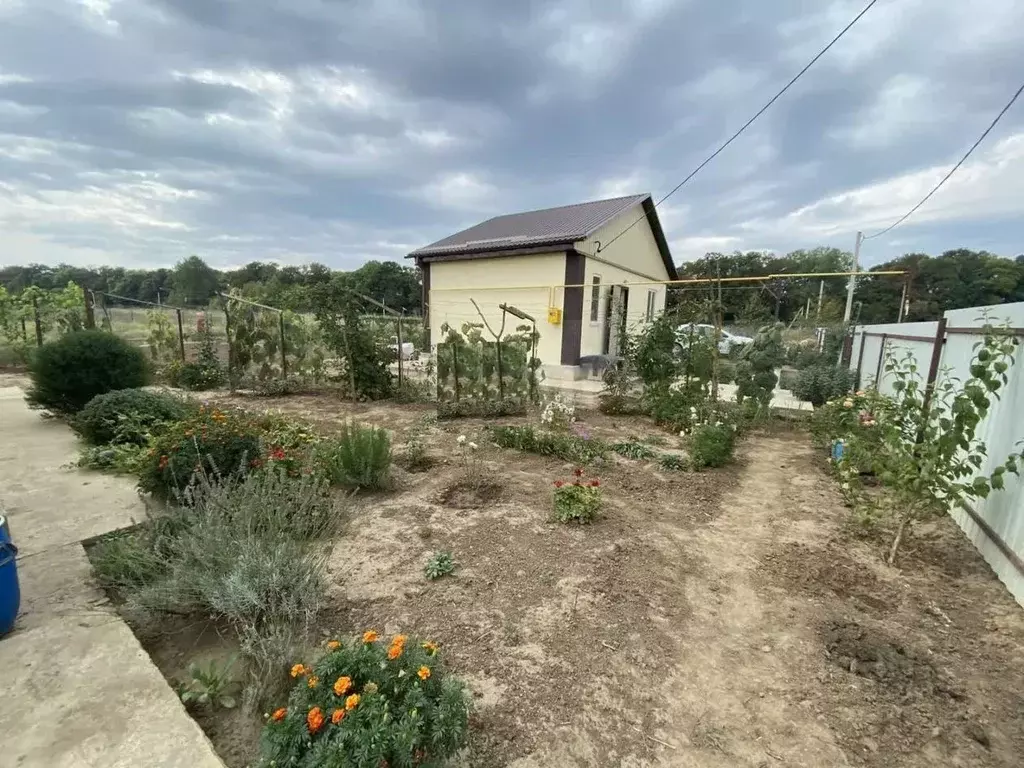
[547,307,562,325]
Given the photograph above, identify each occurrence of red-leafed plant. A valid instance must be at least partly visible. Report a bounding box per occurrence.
[552,467,602,524]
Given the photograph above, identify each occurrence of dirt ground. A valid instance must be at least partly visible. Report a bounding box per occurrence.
[103,395,1024,767]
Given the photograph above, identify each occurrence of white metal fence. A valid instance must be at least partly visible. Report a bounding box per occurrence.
[849,302,1024,606]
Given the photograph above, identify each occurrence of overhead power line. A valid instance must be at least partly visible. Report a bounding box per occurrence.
[597,0,880,255]
[864,80,1024,240]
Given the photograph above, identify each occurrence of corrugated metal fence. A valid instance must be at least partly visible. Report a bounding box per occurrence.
[848,302,1024,606]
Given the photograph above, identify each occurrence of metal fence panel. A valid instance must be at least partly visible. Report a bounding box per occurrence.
[850,302,1024,606]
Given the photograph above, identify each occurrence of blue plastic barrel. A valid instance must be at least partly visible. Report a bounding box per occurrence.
[0,515,19,637]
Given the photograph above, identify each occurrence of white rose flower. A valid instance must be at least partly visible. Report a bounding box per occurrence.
[841,482,850,490]
[469,442,478,450]
[457,435,467,445]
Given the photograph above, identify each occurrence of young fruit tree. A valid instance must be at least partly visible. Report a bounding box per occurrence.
[860,325,1022,563]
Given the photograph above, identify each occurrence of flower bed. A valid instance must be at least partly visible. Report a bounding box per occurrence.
[261,632,470,767]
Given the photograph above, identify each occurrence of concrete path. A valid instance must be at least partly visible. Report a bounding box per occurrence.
[0,385,224,768]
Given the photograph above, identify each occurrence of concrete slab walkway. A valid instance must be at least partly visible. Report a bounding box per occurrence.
[0,385,224,768]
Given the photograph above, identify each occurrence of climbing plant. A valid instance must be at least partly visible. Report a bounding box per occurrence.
[312,283,393,400]
[435,320,540,411]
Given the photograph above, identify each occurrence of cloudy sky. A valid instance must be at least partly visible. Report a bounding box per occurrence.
[1,0,1022,271]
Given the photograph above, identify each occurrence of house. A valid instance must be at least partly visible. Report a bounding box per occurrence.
[407,193,677,382]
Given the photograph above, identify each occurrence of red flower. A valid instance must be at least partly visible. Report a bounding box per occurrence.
[589,479,600,487]
[573,467,584,477]
[270,447,286,461]
[554,480,565,488]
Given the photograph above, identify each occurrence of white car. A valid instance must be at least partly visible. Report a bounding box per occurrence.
[675,324,753,356]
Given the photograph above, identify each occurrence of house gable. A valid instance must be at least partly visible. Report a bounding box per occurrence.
[576,200,675,281]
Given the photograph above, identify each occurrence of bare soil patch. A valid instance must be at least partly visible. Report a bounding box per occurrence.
[89,400,1024,767]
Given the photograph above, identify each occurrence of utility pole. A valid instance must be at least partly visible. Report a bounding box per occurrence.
[843,231,862,325]
[816,279,824,320]
[897,280,908,323]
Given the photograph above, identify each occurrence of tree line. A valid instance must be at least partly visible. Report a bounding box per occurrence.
[0,257,423,315]
[2,246,1020,326]
[675,247,1024,326]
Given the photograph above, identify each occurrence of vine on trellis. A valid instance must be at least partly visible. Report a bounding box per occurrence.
[435,321,541,405]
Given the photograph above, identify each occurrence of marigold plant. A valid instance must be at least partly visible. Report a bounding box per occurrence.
[260,632,470,768]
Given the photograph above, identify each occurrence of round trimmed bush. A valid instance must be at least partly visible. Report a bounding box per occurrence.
[74,388,195,445]
[27,330,149,414]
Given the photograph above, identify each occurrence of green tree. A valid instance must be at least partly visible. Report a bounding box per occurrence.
[170,256,220,306]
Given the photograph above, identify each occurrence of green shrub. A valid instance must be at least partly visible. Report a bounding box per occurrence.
[424,551,456,580]
[76,443,151,475]
[317,422,392,490]
[658,453,689,471]
[597,393,645,415]
[137,406,265,499]
[74,388,193,445]
[786,345,826,369]
[173,326,226,391]
[170,360,226,391]
[27,330,149,413]
[611,440,657,460]
[260,633,470,768]
[689,424,736,469]
[490,425,607,464]
[793,364,856,407]
[436,397,527,420]
[90,529,169,594]
[127,469,337,708]
[552,469,602,523]
[777,368,800,392]
[238,374,310,397]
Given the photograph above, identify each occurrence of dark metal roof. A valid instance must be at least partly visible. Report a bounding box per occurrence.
[409,194,649,257]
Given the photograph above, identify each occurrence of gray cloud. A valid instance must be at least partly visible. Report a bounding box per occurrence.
[0,0,1022,271]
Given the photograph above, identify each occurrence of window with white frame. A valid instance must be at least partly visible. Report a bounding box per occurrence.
[646,290,657,321]
[589,275,601,323]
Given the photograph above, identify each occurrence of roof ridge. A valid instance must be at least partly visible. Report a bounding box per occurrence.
[492,192,648,221]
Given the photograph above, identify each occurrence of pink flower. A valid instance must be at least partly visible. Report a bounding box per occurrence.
[554,480,565,488]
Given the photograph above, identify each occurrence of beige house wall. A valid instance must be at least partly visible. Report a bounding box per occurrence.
[427,252,567,368]
[577,203,670,356]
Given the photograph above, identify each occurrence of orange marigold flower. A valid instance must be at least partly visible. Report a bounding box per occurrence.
[307,706,325,734]
[345,694,361,711]
[331,708,345,725]
[290,663,307,678]
[307,675,319,689]
[326,640,341,651]
[387,645,403,660]
[333,676,352,696]
[422,641,439,655]
[390,634,408,647]
[362,630,379,644]
[271,707,287,722]
[417,666,431,681]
